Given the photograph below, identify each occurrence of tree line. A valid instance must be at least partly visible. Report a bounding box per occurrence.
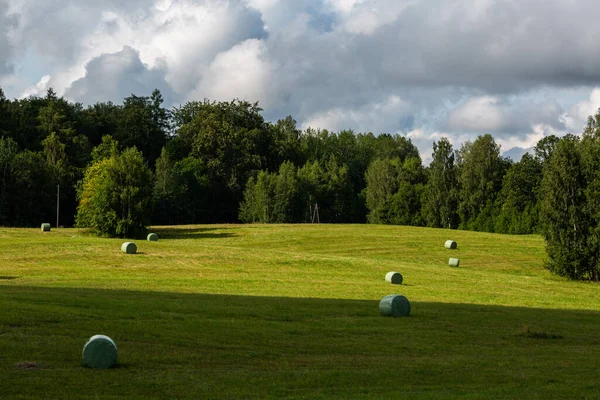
[0,87,598,280]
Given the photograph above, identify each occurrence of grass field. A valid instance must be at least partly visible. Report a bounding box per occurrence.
[0,224,599,399]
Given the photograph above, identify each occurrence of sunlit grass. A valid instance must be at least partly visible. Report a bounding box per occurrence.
[0,224,598,399]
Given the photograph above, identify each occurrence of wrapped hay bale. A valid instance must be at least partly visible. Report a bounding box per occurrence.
[445,240,457,249]
[82,335,118,369]
[385,271,403,285]
[41,223,51,232]
[379,295,411,317]
[449,258,460,267]
[147,233,158,242]
[121,242,137,254]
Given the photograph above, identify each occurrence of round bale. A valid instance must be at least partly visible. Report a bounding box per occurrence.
[82,335,118,369]
[449,258,460,267]
[445,240,457,249]
[385,271,403,285]
[121,242,137,254]
[147,233,158,242]
[41,223,51,232]
[379,295,411,317]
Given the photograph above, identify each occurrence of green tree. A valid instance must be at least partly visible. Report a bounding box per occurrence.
[91,135,120,161]
[580,116,600,281]
[78,102,122,147]
[0,137,19,224]
[393,157,426,226]
[539,135,594,280]
[9,150,55,226]
[115,91,169,167]
[271,161,301,222]
[423,138,458,228]
[153,148,211,225]
[0,87,8,137]
[76,147,153,238]
[364,158,398,224]
[239,170,277,223]
[153,147,180,225]
[267,116,301,170]
[534,135,560,165]
[297,160,327,222]
[495,153,542,234]
[41,132,67,181]
[377,134,420,161]
[457,134,507,231]
[37,93,75,141]
[320,156,354,223]
[175,99,269,222]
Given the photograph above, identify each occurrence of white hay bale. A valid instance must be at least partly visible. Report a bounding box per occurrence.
[82,335,118,369]
[147,233,158,242]
[445,240,457,249]
[41,223,51,232]
[385,271,403,285]
[121,242,137,254]
[379,295,411,317]
[449,258,460,267]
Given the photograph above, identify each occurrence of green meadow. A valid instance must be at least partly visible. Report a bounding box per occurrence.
[0,224,599,399]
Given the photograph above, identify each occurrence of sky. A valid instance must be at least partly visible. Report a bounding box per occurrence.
[2,0,600,163]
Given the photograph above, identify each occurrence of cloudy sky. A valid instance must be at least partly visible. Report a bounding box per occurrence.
[2,0,600,162]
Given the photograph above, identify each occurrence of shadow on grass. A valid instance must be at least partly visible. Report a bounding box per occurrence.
[0,285,599,399]
[151,226,237,240]
[0,276,18,280]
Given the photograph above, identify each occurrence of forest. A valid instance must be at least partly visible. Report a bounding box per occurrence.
[0,87,599,280]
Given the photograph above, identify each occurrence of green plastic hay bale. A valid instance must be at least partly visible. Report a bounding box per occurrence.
[445,240,457,249]
[121,242,137,254]
[385,271,403,285]
[449,258,460,267]
[41,223,51,232]
[147,233,158,242]
[379,295,411,317]
[82,335,118,369]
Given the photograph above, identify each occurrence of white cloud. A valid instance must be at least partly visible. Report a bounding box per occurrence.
[4,0,265,98]
[5,0,600,164]
[446,96,506,133]
[340,0,416,34]
[191,39,277,106]
[300,95,411,133]
[561,88,600,133]
[20,74,51,98]
[325,0,364,14]
[444,94,567,136]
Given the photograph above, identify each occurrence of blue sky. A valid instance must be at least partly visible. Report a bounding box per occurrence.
[2,0,600,162]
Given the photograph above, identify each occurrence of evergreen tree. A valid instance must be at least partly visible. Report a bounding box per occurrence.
[539,135,594,280]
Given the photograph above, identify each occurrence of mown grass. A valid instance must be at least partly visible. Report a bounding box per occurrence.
[0,224,598,399]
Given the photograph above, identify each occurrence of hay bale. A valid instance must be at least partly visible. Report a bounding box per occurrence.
[82,335,118,369]
[147,233,158,242]
[121,242,137,254]
[449,258,460,267]
[41,223,51,232]
[445,240,457,249]
[385,271,403,285]
[379,295,411,317]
